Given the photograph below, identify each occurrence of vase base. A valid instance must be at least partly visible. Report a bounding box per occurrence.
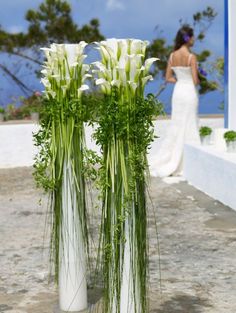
[54,304,87,313]
[54,298,103,313]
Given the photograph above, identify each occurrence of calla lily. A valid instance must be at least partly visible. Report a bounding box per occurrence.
[116,67,127,85]
[95,78,107,86]
[117,39,128,64]
[61,85,68,97]
[144,57,159,73]
[96,46,110,64]
[77,84,90,98]
[128,81,138,94]
[92,62,107,72]
[101,38,118,59]
[95,78,111,94]
[71,62,79,67]
[48,90,56,98]
[78,54,88,65]
[75,41,87,56]
[79,84,90,91]
[82,74,93,82]
[141,75,153,86]
[41,69,50,75]
[82,64,90,76]
[41,78,51,88]
[130,39,144,55]
[111,80,121,88]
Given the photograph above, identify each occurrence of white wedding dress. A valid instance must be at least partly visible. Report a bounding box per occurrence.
[150,54,200,177]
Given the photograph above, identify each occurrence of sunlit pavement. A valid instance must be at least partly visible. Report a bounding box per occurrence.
[0,167,236,313]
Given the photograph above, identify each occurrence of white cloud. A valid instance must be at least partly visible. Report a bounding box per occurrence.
[106,0,125,11]
[7,25,24,34]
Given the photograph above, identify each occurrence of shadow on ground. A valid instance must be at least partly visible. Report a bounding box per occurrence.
[151,293,212,313]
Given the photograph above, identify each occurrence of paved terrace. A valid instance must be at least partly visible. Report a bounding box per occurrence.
[0,167,236,312]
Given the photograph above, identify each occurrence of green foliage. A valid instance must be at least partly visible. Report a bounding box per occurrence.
[224,131,236,142]
[198,74,218,95]
[24,0,104,46]
[0,106,5,114]
[2,93,43,120]
[0,0,104,51]
[214,57,224,76]
[93,88,160,312]
[197,50,211,63]
[199,126,212,137]
[0,0,105,95]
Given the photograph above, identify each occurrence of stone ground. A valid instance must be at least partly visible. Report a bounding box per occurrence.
[1,167,236,313]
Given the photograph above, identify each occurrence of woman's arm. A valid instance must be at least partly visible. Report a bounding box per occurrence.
[190,54,200,85]
[165,58,177,83]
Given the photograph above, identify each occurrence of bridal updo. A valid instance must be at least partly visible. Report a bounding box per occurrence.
[174,25,194,50]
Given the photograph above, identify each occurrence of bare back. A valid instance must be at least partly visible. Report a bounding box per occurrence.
[166,47,199,85]
[169,49,192,67]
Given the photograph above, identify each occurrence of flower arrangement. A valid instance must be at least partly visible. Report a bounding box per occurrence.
[34,39,161,312]
[93,38,159,313]
[34,43,91,311]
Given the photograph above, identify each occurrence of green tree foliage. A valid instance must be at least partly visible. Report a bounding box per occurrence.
[0,0,104,95]
[147,6,222,96]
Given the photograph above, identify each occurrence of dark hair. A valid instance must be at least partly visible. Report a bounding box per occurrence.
[174,24,194,51]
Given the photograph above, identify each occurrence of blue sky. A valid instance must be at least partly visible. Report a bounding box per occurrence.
[0,0,224,113]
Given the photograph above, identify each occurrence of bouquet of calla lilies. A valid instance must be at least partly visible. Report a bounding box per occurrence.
[93,38,158,96]
[41,42,91,100]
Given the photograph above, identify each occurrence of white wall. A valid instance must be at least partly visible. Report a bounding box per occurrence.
[0,124,39,168]
[228,0,236,130]
[0,118,224,169]
[184,143,236,211]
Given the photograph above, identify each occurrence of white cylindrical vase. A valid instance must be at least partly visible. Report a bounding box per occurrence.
[59,161,87,312]
[120,216,140,313]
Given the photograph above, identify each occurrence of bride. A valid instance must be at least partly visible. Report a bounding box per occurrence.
[150,25,201,177]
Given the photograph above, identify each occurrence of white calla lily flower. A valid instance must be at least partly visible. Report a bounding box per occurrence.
[144,57,159,73]
[128,81,138,94]
[141,75,153,86]
[97,46,110,63]
[79,84,90,91]
[92,62,107,72]
[116,67,127,85]
[41,78,51,88]
[77,84,89,98]
[111,80,121,88]
[82,74,93,82]
[95,78,107,85]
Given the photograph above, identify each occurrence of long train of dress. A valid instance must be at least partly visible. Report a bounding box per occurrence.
[150,66,200,177]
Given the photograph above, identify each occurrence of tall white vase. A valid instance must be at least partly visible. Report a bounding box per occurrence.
[120,215,140,313]
[59,161,87,312]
